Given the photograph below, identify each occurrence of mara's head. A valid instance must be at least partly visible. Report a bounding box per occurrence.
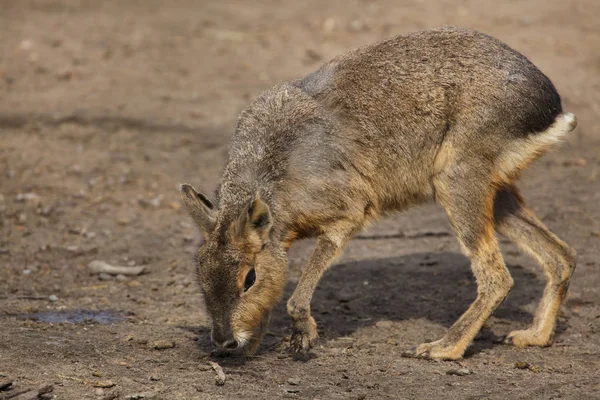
[180,184,287,354]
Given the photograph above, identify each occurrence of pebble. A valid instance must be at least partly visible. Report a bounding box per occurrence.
[15,192,39,202]
[287,377,301,386]
[95,388,105,396]
[337,291,355,303]
[375,320,393,329]
[322,18,336,34]
[126,394,147,400]
[152,340,175,350]
[19,39,34,51]
[115,274,128,282]
[48,295,58,302]
[348,19,369,32]
[446,368,472,376]
[39,204,54,216]
[98,272,114,281]
[138,196,163,208]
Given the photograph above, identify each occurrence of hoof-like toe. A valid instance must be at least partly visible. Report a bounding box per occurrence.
[504,329,551,348]
[288,316,319,357]
[403,340,464,361]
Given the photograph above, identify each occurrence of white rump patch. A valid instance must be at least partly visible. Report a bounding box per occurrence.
[496,113,577,182]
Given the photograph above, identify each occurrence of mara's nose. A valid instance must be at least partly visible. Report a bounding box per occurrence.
[212,338,239,350]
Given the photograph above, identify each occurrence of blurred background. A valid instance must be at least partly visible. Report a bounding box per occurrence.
[1,1,599,399]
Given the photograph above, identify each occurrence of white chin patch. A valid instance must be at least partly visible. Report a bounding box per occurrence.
[235,331,252,348]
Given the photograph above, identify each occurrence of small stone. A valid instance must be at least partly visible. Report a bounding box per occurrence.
[337,291,355,303]
[149,375,160,381]
[287,377,301,386]
[322,18,336,34]
[348,20,369,32]
[284,388,300,394]
[446,368,472,376]
[17,213,27,223]
[375,320,393,329]
[19,39,34,51]
[15,192,39,202]
[93,380,115,388]
[48,295,58,302]
[39,204,54,216]
[23,269,32,275]
[115,274,128,282]
[95,388,104,396]
[98,272,114,281]
[152,340,175,350]
[65,245,80,253]
[126,394,147,400]
[138,196,162,208]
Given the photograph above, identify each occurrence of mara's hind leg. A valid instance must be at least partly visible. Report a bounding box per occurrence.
[494,186,576,347]
[404,163,513,360]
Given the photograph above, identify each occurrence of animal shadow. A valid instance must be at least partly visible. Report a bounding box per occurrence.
[270,251,542,347]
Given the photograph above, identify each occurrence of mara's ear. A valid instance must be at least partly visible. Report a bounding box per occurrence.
[233,192,272,252]
[180,184,216,236]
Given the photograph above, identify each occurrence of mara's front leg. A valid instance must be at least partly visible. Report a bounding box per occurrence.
[286,224,355,356]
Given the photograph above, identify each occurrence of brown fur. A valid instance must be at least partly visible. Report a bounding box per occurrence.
[180,27,577,359]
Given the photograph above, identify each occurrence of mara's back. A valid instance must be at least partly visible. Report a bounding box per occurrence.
[222,27,566,223]
[297,26,561,140]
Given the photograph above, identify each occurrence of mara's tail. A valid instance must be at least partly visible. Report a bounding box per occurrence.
[496,112,577,183]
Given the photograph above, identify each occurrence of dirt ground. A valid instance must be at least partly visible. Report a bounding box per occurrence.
[1,1,600,399]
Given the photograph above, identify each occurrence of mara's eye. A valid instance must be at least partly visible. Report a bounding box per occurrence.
[244,269,256,292]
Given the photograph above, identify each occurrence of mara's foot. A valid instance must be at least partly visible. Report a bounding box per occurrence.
[504,329,552,348]
[402,339,464,361]
[289,316,318,356]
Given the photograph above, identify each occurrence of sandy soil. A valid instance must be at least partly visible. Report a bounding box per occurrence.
[1,1,600,399]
